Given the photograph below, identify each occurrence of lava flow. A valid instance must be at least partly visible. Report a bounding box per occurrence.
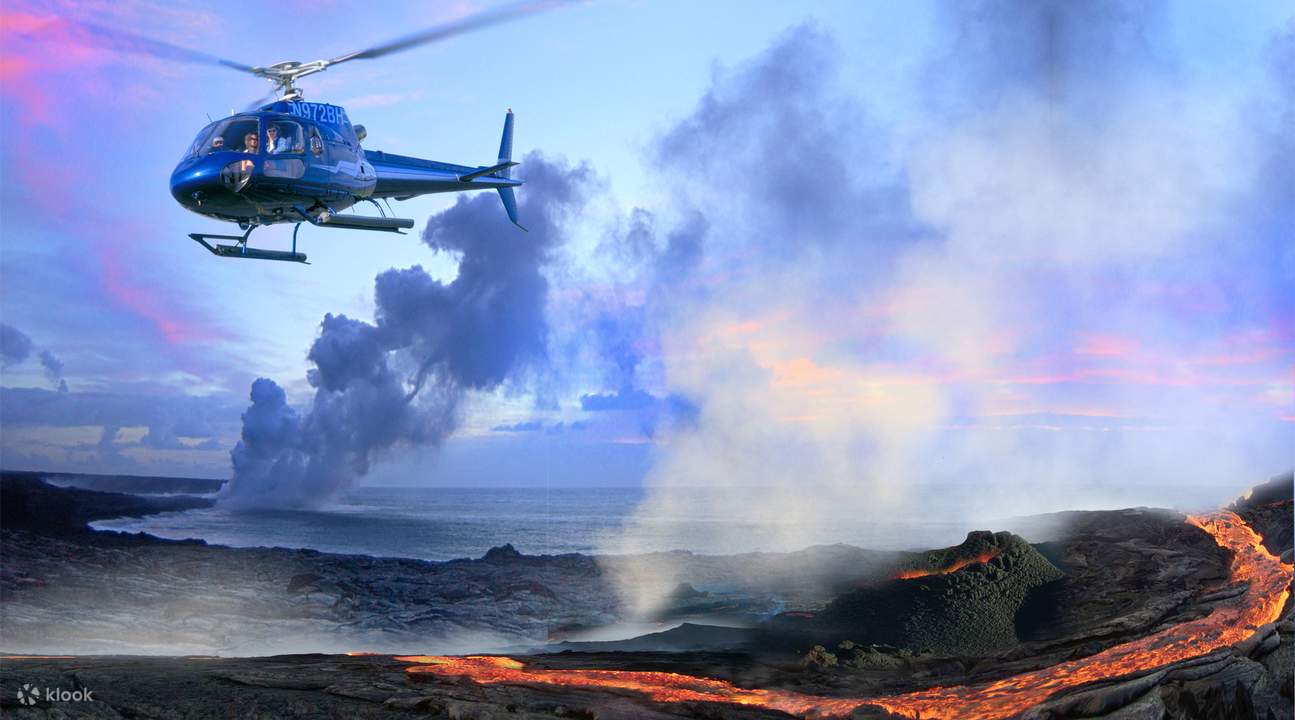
[892,549,1000,580]
[397,510,1292,719]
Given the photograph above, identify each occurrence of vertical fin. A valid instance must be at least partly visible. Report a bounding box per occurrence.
[497,109,523,229]
[497,108,515,178]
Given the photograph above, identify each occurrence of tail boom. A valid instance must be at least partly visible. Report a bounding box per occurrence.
[364,109,523,229]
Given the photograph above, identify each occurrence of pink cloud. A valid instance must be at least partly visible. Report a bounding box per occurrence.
[0,2,215,129]
[86,215,228,347]
[1,4,233,350]
[1073,332,1138,357]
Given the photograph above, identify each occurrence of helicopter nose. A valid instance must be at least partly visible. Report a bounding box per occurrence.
[170,162,223,209]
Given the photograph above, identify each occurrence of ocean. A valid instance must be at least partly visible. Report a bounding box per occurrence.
[89,485,1000,560]
[90,482,1237,561]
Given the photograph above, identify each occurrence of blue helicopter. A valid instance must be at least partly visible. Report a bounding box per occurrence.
[65,1,567,264]
[173,98,521,264]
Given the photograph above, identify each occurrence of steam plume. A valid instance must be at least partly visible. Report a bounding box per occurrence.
[223,154,590,508]
[0,322,67,391]
[597,9,1293,615]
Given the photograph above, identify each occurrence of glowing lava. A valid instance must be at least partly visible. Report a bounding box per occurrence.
[892,549,1001,580]
[395,655,866,716]
[397,510,1292,719]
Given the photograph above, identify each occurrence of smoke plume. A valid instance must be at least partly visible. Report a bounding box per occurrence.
[597,7,1293,615]
[222,154,590,508]
[0,322,68,391]
[0,323,34,367]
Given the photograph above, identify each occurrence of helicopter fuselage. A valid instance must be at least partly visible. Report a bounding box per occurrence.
[170,101,521,231]
[171,101,374,226]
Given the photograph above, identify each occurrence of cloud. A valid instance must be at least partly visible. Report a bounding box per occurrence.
[579,388,656,412]
[0,386,236,431]
[37,349,65,390]
[0,385,239,471]
[0,322,66,390]
[222,153,593,508]
[558,197,711,442]
[490,420,587,434]
[492,420,544,433]
[0,323,34,367]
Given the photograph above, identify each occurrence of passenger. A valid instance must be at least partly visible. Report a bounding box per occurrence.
[266,125,290,154]
[243,132,259,154]
[211,136,224,150]
[309,129,323,157]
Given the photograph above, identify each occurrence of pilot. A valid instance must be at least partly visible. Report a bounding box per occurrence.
[267,125,290,154]
[211,136,225,150]
[243,132,259,154]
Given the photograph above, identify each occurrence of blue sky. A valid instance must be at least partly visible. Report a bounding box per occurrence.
[1,1,1291,514]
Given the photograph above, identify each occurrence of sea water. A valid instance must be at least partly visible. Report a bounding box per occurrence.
[90,483,1234,561]
[89,485,978,559]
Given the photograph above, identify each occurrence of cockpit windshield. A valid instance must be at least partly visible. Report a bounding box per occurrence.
[185,123,217,159]
[198,117,262,155]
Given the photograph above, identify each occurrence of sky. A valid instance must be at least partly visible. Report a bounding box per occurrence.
[0,1,1291,518]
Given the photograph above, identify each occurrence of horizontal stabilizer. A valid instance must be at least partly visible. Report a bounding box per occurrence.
[459,160,519,182]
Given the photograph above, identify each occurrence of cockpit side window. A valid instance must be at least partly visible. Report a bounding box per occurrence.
[266,120,305,155]
[319,124,356,165]
[185,123,218,159]
[201,117,262,155]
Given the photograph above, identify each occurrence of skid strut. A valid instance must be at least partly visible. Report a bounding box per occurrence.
[190,225,308,263]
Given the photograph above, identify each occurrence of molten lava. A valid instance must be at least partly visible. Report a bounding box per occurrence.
[396,654,867,716]
[397,510,1292,719]
[892,549,1000,580]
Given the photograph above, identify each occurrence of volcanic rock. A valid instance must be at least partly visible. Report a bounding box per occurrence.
[1027,669,1167,718]
[772,530,1064,656]
[1013,508,1232,655]
[2,472,1291,720]
[484,543,525,563]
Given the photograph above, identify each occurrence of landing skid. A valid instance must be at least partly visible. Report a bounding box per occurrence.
[190,225,308,264]
[191,206,415,264]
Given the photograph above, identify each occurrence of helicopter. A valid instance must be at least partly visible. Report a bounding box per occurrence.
[54,1,569,264]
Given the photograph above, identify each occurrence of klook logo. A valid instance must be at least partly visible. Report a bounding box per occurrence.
[13,683,94,705]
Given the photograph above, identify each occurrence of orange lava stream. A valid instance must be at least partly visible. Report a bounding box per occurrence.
[396,510,1292,719]
[892,549,1000,580]
[864,511,1293,718]
[395,655,867,717]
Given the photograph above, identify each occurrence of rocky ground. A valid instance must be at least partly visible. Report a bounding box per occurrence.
[0,471,1291,719]
[0,474,899,656]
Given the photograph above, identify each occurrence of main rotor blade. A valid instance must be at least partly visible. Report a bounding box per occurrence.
[242,91,280,113]
[17,16,258,75]
[325,0,572,66]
